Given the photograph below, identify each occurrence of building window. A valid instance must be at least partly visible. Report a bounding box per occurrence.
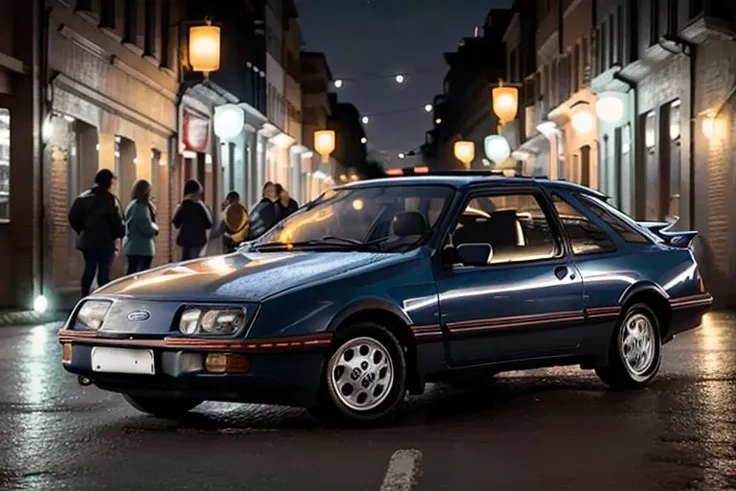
[608,13,615,65]
[454,193,560,264]
[643,111,658,219]
[144,0,156,57]
[668,0,678,34]
[581,36,590,84]
[572,43,579,93]
[617,5,624,64]
[100,0,115,28]
[0,109,9,221]
[160,1,170,68]
[668,99,682,218]
[650,0,659,45]
[124,0,137,44]
[552,194,616,255]
[599,23,608,72]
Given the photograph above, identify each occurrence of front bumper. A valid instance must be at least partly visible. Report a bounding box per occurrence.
[59,330,332,408]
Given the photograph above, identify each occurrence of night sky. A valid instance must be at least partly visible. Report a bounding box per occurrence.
[296,0,514,168]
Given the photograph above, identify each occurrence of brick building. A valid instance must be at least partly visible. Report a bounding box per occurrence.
[0,0,181,310]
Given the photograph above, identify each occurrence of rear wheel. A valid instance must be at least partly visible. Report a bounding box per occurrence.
[123,394,202,418]
[313,322,406,426]
[596,303,662,389]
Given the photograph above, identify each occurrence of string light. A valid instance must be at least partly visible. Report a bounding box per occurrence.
[395,74,405,84]
[398,152,406,159]
[334,79,343,88]
[329,65,440,84]
[362,116,370,124]
[435,118,442,124]
[424,104,433,113]
[361,137,367,144]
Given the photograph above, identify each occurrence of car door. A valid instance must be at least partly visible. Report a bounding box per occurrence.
[434,187,586,367]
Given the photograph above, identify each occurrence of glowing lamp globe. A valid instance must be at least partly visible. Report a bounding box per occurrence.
[484,135,511,165]
[314,130,336,163]
[595,93,624,124]
[213,104,245,140]
[492,84,519,124]
[454,140,476,168]
[571,109,594,134]
[189,23,221,74]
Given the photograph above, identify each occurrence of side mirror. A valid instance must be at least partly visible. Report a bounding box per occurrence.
[456,243,492,267]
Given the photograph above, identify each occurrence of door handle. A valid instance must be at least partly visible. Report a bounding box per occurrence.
[554,266,568,280]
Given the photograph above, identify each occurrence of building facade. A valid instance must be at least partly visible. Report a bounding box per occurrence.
[328,94,367,182]
[423,10,511,170]
[0,0,181,310]
[301,51,336,199]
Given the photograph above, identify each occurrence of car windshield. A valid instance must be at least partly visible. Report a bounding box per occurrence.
[252,184,455,252]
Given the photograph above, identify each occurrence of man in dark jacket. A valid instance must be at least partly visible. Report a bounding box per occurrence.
[248,181,278,240]
[68,169,126,297]
[274,183,299,221]
[173,179,213,260]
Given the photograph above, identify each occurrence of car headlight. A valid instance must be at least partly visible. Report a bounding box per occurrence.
[178,307,247,336]
[77,300,112,330]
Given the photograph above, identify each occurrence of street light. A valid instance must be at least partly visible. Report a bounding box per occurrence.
[424,104,433,113]
[360,137,367,144]
[398,152,406,159]
[395,74,405,84]
[435,118,442,124]
[362,116,370,124]
[188,20,221,75]
[334,79,343,88]
[492,81,519,127]
[595,93,624,124]
[454,140,475,169]
[314,130,336,163]
[484,135,511,166]
[571,104,594,134]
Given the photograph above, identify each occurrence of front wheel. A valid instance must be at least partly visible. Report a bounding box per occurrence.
[123,394,202,418]
[313,323,407,426]
[596,303,662,389]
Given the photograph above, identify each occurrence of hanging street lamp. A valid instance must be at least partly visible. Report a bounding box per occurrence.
[314,130,336,163]
[454,140,475,169]
[188,20,221,76]
[484,135,511,166]
[492,80,519,133]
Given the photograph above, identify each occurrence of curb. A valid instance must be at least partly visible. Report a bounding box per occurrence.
[0,310,69,327]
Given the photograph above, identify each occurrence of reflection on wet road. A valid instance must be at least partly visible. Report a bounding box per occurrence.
[0,313,734,490]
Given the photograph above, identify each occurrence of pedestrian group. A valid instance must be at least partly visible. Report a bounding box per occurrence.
[68,169,298,296]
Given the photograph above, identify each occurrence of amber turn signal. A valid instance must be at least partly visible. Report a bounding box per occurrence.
[205,353,250,373]
[62,343,72,364]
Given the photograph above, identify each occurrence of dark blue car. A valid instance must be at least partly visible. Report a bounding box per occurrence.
[59,174,712,424]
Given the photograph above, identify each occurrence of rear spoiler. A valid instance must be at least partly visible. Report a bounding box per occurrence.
[638,217,697,248]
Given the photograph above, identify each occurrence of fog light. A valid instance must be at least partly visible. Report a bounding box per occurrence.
[62,343,72,364]
[205,353,250,373]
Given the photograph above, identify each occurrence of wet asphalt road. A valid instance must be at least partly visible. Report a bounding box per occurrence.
[1,313,735,491]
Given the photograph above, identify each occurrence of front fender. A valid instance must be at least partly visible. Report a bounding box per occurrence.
[325,297,413,332]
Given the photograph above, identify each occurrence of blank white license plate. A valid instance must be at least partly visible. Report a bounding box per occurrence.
[91,347,155,375]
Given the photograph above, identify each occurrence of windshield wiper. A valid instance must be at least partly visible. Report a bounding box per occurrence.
[253,236,389,252]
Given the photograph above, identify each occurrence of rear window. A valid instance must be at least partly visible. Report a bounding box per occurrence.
[576,194,651,244]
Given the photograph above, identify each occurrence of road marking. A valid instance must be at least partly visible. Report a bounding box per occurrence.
[380,449,423,491]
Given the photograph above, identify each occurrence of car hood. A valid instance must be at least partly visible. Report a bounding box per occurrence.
[97,251,404,302]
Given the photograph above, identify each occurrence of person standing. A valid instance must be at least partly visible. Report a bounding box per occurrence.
[248,181,278,240]
[124,179,159,274]
[274,183,299,221]
[68,168,126,297]
[173,179,212,260]
[218,191,249,253]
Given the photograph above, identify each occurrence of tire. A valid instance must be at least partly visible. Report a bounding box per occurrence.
[595,303,662,389]
[313,322,407,426]
[123,394,202,418]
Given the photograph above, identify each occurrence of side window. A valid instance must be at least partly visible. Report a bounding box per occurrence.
[453,193,560,264]
[576,194,652,244]
[552,194,615,255]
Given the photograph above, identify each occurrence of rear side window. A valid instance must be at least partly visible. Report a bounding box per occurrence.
[552,194,615,255]
[576,194,652,244]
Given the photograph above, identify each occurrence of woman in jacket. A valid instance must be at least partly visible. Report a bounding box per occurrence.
[173,179,212,260]
[124,179,159,274]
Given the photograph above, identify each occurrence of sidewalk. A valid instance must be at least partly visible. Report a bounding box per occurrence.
[0,310,69,327]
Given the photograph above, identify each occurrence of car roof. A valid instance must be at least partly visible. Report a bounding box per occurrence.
[343,175,607,199]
